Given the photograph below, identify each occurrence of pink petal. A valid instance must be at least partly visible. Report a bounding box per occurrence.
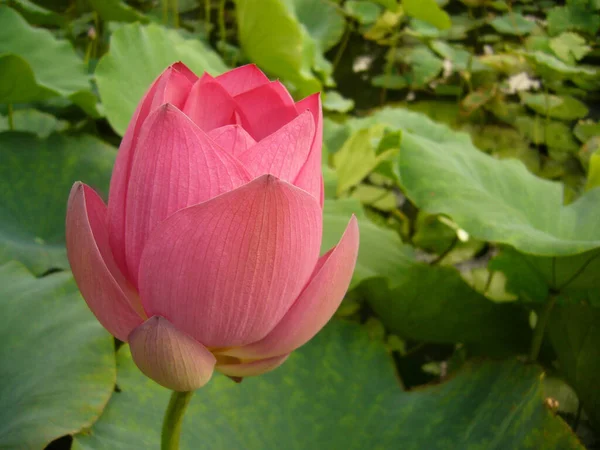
[171,61,199,84]
[238,111,315,182]
[215,354,289,377]
[182,73,237,132]
[224,215,359,359]
[129,316,216,391]
[234,81,298,141]
[124,104,251,285]
[108,63,195,279]
[208,125,257,157]
[138,175,323,349]
[66,183,144,341]
[293,93,324,205]
[215,64,270,96]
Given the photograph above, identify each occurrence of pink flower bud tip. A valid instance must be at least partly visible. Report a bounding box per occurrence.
[66,63,359,391]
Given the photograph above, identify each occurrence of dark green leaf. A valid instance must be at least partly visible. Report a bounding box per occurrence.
[0,132,115,274]
[549,303,600,429]
[0,262,115,449]
[364,262,531,351]
[73,320,581,449]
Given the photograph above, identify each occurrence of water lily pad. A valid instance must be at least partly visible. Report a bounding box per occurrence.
[389,108,600,256]
[0,132,115,274]
[0,262,115,449]
[73,320,581,449]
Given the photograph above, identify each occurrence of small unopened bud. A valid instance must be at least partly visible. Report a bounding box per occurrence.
[88,27,97,40]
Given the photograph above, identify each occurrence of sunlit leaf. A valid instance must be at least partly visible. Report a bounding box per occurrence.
[388,108,600,255]
[402,0,451,30]
[73,321,581,449]
[235,0,344,97]
[333,125,399,194]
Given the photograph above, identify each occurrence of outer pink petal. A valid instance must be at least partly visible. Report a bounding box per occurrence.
[215,354,289,377]
[293,93,324,205]
[138,175,323,348]
[238,111,315,182]
[215,64,270,96]
[224,216,359,359]
[108,63,195,279]
[66,183,144,341]
[124,104,251,285]
[234,81,298,141]
[129,316,216,391]
[182,73,237,132]
[208,125,257,157]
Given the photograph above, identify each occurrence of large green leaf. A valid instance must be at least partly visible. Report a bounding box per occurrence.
[372,107,600,256]
[0,6,96,112]
[0,262,115,449]
[0,132,115,274]
[235,0,333,97]
[549,303,600,430]
[95,23,228,136]
[322,198,413,289]
[363,259,531,352]
[73,320,580,449]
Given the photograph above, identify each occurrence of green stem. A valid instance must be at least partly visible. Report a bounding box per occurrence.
[529,294,557,362]
[162,0,169,25]
[204,0,211,35]
[218,0,226,49]
[172,0,179,28]
[7,104,14,130]
[161,390,194,450]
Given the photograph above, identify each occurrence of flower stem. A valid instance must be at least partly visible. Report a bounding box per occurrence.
[161,390,194,450]
[529,294,557,362]
[7,104,14,130]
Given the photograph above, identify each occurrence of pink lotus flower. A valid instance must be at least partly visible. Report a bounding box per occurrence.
[66,63,359,391]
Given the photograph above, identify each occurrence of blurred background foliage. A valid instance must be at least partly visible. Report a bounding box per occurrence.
[0,0,600,448]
